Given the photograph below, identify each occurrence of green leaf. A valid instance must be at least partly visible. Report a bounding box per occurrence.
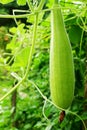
[0,0,14,4]
[65,13,77,26]
[45,124,53,130]
[17,0,26,5]
[12,46,30,71]
[68,25,82,44]
[75,112,87,122]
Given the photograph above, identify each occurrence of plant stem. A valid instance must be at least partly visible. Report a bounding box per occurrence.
[37,0,45,11]
[23,13,38,79]
[0,13,31,19]
[27,0,34,12]
[28,80,87,130]
[0,8,52,19]
[0,13,38,102]
[11,84,17,127]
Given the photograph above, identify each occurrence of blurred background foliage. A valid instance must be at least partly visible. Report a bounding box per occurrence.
[0,0,87,130]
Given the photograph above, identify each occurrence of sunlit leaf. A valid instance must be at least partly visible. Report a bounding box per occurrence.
[0,0,14,4]
[12,46,30,71]
[17,0,26,5]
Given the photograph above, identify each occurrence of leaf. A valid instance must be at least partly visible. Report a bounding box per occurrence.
[68,25,82,44]
[12,46,30,71]
[45,124,53,130]
[75,112,87,122]
[9,23,25,34]
[17,0,26,5]
[0,0,14,4]
[65,13,77,26]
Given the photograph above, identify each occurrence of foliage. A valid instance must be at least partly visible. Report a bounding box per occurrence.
[0,0,87,130]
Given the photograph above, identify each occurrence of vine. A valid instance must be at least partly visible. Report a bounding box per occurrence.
[0,0,87,129]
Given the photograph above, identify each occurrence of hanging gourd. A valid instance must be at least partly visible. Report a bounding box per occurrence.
[50,2,75,109]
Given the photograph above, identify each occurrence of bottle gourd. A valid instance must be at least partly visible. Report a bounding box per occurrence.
[50,4,75,109]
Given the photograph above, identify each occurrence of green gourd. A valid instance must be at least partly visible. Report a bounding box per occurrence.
[50,4,75,109]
